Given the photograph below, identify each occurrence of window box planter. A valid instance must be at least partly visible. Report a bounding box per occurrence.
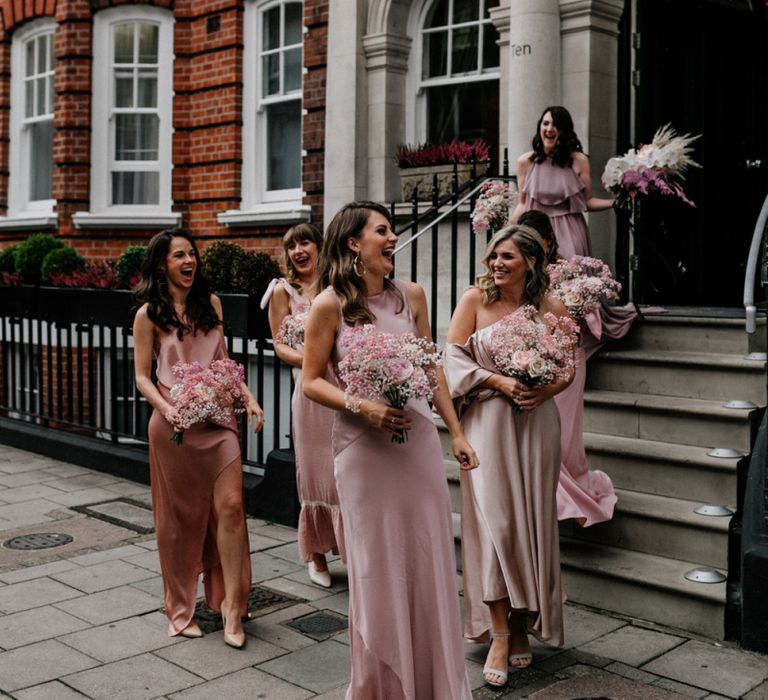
[399,163,475,202]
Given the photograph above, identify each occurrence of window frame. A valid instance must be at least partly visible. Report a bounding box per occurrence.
[7,19,57,219]
[87,5,174,218]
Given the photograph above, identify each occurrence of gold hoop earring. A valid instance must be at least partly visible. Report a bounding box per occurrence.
[352,254,365,277]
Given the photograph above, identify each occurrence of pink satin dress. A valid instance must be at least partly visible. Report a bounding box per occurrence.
[148,327,251,635]
[445,309,565,647]
[331,281,470,700]
[262,278,345,563]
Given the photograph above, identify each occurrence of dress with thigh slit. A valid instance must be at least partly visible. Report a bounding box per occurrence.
[148,327,252,635]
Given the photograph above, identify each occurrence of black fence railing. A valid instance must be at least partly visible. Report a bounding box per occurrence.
[0,286,293,473]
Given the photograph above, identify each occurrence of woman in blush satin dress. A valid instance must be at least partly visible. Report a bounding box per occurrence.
[262,223,345,589]
[518,210,617,527]
[445,225,575,688]
[511,105,636,359]
[133,229,263,647]
[303,201,478,699]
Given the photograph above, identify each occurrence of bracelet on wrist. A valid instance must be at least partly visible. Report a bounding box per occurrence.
[344,392,362,414]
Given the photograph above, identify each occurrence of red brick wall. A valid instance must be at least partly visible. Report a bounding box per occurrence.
[0,0,331,262]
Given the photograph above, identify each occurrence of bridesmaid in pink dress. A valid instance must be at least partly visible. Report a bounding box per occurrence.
[511,105,637,359]
[303,202,478,699]
[518,210,617,527]
[445,225,574,688]
[261,223,345,588]
[133,230,263,647]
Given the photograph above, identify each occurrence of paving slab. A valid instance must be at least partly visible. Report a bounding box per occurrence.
[249,522,300,542]
[526,673,688,699]
[43,474,121,493]
[40,464,94,478]
[66,543,147,566]
[257,638,350,693]
[0,558,80,584]
[54,584,161,625]
[155,629,284,679]
[246,603,322,652]
[643,640,768,698]
[13,680,91,699]
[0,639,99,692]
[0,605,91,649]
[63,652,202,699]
[0,576,82,613]
[122,549,163,573]
[579,625,687,666]
[0,468,58,488]
[249,551,304,582]
[309,591,350,616]
[0,483,70,503]
[101,481,152,497]
[283,558,349,593]
[45,487,127,508]
[652,677,710,698]
[50,558,157,593]
[83,500,155,533]
[248,532,290,552]
[744,679,768,699]
[262,575,339,601]
[168,666,313,699]
[561,605,628,648]
[59,616,180,662]
[265,540,301,562]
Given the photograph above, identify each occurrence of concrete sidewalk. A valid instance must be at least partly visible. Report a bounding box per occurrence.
[1,443,767,699]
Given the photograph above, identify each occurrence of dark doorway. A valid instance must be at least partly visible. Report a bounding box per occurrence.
[621,0,768,306]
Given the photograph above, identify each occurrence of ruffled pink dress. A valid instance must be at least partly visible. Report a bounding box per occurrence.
[262,278,345,563]
[148,328,251,635]
[445,310,565,647]
[331,281,471,700]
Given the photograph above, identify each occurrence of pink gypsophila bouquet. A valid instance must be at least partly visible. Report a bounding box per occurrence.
[337,324,442,443]
[471,180,517,236]
[546,256,621,320]
[275,309,309,349]
[168,358,246,445]
[601,124,700,212]
[486,306,578,412]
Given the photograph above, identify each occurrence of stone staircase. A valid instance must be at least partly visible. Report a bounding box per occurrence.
[440,312,767,640]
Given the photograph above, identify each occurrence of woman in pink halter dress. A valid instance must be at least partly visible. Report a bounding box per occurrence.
[303,202,478,699]
[133,230,263,647]
[511,105,637,359]
[262,223,345,589]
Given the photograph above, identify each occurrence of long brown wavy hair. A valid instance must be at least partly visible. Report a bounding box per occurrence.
[282,223,324,289]
[530,105,584,168]
[518,210,559,264]
[133,229,220,339]
[317,201,403,325]
[475,225,550,307]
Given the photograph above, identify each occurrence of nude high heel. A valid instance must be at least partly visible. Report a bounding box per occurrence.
[221,604,245,649]
[483,631,510,688]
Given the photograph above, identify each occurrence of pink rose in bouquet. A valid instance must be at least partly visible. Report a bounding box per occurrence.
[546,256,621,320]
[471,180,517,236]
[168,358,246,445]
[337,324,442,443]
[486,306,578,412]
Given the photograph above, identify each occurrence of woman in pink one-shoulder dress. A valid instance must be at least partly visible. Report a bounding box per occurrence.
[445,225,574,688]
[262,223,345,589]
[303,202,478,699]
[511,105,637,359]
[133,229,263,647]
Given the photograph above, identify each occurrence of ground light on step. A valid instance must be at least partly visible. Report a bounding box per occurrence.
[723,399,758,409]
[694,504,735,516]
[684,568,727,584]
[707,447,748,458]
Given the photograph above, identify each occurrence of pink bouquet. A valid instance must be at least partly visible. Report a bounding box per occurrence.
[601,124,700,212]
[547,256,621,320]
[275,309,309,349]
[471,180,516,236]
[486,306,578,411]
[168,358,246,445]
[337,324,442,443]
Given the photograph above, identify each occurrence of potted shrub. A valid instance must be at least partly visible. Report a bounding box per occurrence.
[395,139,489,201]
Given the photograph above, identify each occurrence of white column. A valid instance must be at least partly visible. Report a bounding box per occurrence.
[506,0,562,161]
[489,5,511,165]
[323,0,369,227]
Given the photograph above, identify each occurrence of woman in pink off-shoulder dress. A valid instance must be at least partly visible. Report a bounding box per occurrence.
[303,202,478,699]
[262,223,345,589]
[133,229,263,648]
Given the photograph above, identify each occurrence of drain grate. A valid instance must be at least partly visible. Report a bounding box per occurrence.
[3,533,74,550]
[73,498,155,535]
[190,584,301,634]
[286,610,348,641]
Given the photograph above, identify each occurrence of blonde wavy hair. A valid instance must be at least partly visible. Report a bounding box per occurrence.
[475,225,549,307]
[282,223,324,289]
[318,202,403,325]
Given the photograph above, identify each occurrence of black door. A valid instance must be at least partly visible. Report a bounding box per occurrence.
[627,0,768,306]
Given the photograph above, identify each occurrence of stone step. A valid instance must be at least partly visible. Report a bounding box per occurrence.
[586,350,767,405]
[560,489,730,569]
[560,538,725,639]
[583,390,758,452]
[621,314,766,355]
[584,432,740,505]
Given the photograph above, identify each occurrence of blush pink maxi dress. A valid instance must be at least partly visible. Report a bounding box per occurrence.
[331,281,470,700]
[148,328,252,636]
[522,157,625,526]
[445,313,565,647]
[262,278,345,564]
